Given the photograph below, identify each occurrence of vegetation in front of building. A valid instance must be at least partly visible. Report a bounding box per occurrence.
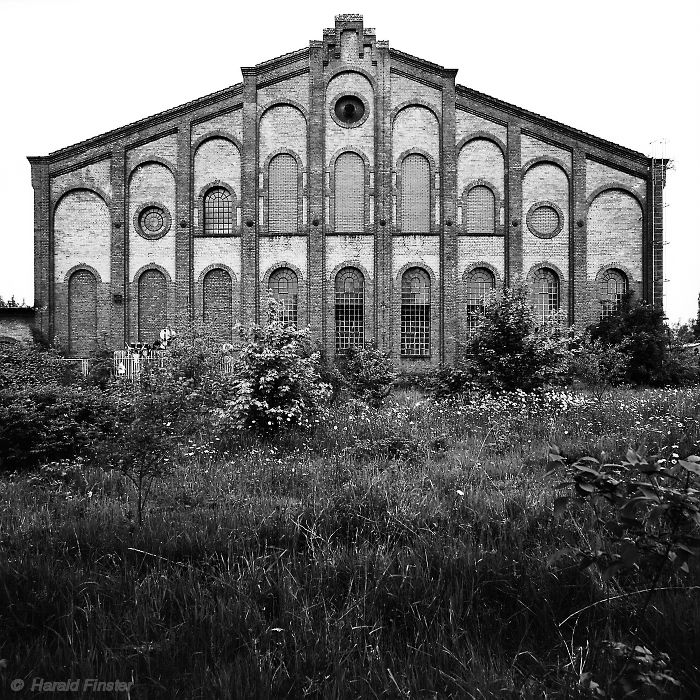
[0,294,699,697]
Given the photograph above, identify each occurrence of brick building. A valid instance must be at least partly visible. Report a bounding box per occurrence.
[28,14,666,364]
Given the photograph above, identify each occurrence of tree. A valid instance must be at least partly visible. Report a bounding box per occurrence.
[460,279,571,392]
[589,293,668,385]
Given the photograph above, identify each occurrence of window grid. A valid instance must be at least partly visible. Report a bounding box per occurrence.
[401,268,431,356]
[335,268,365,352]
[335,152,365,232]
[203,187,233,236]
[533,268,560,323]
[466,268,495,334]
[401,154,430,233]
[600,269,627,318]
[268,154,298,234]
[269,268,298,327]
[142,209,164,233]
[466,186,495,234]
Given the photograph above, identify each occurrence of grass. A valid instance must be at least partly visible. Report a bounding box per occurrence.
[1,386,700,698]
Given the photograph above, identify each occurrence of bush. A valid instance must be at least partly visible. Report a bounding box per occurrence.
[337,344,396,407]
[434,281,573,396]
[0,342,80,391]
[0,384,118,472]
[571,334,629,397]
[216,299,332,437]
[589,294,668,385]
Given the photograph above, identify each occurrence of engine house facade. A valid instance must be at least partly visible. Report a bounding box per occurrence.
[28,14,666,364]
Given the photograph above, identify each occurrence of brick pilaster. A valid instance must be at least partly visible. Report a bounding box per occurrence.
[109,145,127,346]
[175,121,193,325]
[650,160,665,311]
[241,68,258,325]
[506,121,522,283]
[571,148,587,323]
[441,71,458,363]
[308,42,325,342]
[28,157,50,342]
[375,42,392,353]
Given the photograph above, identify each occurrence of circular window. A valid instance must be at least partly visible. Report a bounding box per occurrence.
[526,203,564,239]
[331,94,368,128]
[134,203,172,240]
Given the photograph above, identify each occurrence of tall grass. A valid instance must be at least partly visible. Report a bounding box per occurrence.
[1,387,699,698]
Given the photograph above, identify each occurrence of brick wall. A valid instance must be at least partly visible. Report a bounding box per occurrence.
[32,15,662,361]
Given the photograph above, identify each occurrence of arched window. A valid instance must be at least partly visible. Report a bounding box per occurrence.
[203,187,233,236]
[401,154,430,233]
[466,186,495,234]
[269,267,298,326]
[335,267,365,352]
[268,153,298,234]
[334,152,365,232]
[600,269,628,318]
[68,269,97,356]
[465,267,495,334]
[138,269,167,343]
[203,268,233,340]
[401,267,431,356]
[533,268,560,323]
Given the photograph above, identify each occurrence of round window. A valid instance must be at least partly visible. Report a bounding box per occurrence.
[134,203,171,240]
[333,95,367,127]
[526,203,563,239]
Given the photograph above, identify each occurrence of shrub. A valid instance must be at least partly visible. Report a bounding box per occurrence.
[0,384,118,472]
[571,334,629,397]
[589,294,668,385]
[0,342,79,391]
[434,281,573,396]
[216,299,332,437]
[337,344,396,407]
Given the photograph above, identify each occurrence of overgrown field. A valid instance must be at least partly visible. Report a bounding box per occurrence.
[1,386,700,698]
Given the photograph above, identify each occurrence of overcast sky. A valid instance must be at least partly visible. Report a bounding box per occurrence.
[1,0,697,322]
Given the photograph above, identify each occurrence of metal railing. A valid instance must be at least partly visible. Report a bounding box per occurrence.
[113,350,237,379]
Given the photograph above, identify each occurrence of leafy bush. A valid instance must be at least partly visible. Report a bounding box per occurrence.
[216,300,331,437]
[570,334,629,397]
[0,384,118,472]
[589,294,669,385]
[434,281,573,396]
[0,342,79,391]
[337,344,396,407]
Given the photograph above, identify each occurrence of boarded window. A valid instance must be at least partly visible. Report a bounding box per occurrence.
[269,267,298,326]
[466,186,495,234]
[600,269,628,318]
[401,154,430,233]
[334,152,365,232]
[204,187,233,236]
[68,269,97,356]
[533,268,560,323]
[401,267,430,356]
[138,269,167,343]
[465,267,495,334]
[268,154,298,234]
[335,267,364,351]
[203,268,233,340]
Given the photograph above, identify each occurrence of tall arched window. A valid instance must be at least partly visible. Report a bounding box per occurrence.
[335,267,365,352]
[465,267,495,334]
[401,267,431,356]
[68,269,97,356]
[334,152,365,232]
[401,154,430,233]
[203,268,233,340]
[466,186,495,234]
[533,268,560,323]
[600,269,628,318]
[203,187,233,236]
[269,267,298,326]
[138,269,167,343]
[268,153,298,234]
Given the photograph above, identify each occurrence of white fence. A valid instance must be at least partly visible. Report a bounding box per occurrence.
[113,351,236,379]
[58,358,90,376]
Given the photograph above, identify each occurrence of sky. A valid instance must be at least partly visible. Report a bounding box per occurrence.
[0,0,697,322]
